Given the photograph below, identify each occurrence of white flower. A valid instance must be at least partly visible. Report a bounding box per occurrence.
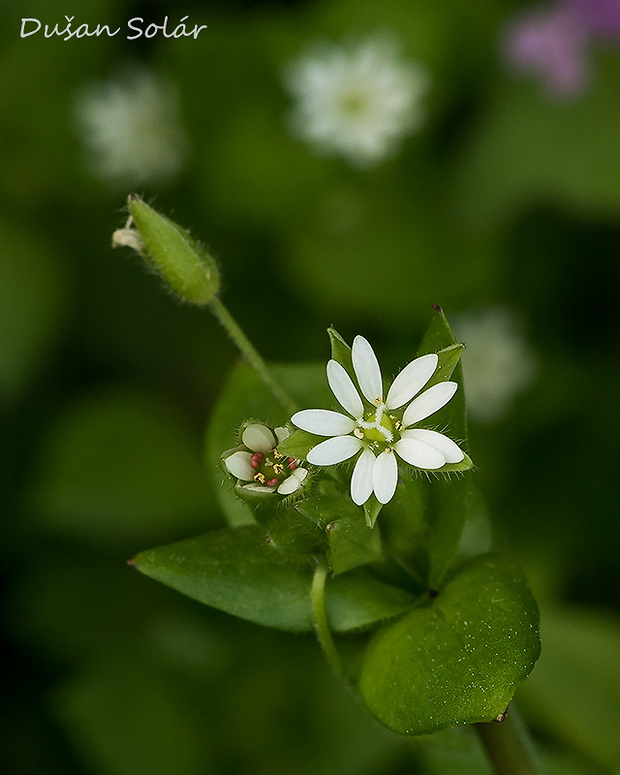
[291,336,464,507]
[453,306,537,422]
[74,66,187,185]
[284,34,430,167]
[223,423,308,496]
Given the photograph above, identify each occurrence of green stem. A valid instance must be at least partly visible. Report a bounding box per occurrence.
[209,296,298,416]
[475,709,541,775]
[311,563,347,681]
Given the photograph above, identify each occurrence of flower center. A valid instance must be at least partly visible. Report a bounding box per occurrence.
[250,449,296,488]
[355,403,398,447]
[340,90,369,118]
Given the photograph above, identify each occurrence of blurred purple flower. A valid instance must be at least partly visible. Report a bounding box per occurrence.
[502,0,620,98]
[502,4,590,97]
[560,0,620,39]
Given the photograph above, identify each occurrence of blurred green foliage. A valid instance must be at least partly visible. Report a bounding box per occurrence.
[2,0,620,773]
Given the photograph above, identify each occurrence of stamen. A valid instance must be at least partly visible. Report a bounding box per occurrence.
[273,449,283,460]
[254,472,266,484]
[354,428,364,439]
[273,463,284,475]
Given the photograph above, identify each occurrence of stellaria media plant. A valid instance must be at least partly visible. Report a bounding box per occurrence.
[115,196,541,774]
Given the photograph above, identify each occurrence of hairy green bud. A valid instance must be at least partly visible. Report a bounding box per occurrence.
[125,194,219,305]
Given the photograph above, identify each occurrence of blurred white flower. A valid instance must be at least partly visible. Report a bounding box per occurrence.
[453,307,537,422]
[284,34,430,167]
[74,66,188,186]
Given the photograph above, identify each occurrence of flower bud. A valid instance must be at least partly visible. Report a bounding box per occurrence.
[126,194,219,305]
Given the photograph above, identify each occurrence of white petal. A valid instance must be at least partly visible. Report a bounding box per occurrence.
[277,475,301,495]
[277,467,308,495]
[402,429,464,463]
[242,424,275,452]
[394,438,445,469]
[291,409,356,436]
[352,335,383,403]
[372,449,399,504]
[350,449,375,505]
[242,483,276,493]
[306,435,363,465]
[402,382,458,426]
[292,467,308,484]
[386,353,438,409]
[224,450,254,481]
[327,360,364,418]
[274,426,290,443]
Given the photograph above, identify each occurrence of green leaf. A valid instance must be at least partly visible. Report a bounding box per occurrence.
[417,306,459,357]
[358,554,540,735]
[132,526,416,633]
[456,483,493,561]
[427,476,473,589]
[363,495,383,529]
[327,569,417,633]
[327,514,383,574]
[262,507,327,559]
[430,344,465,387]
[380,475,429,585]
[418,307,470,451]
[417,310,464,399]
[296,487,383,574]
[327,326,354,373]
[277,428,323,460]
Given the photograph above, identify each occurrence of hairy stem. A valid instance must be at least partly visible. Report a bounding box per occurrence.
[476,709,541,775]
[209,296,298,416]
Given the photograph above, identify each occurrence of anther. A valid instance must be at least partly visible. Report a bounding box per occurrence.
[254,472,266,484]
